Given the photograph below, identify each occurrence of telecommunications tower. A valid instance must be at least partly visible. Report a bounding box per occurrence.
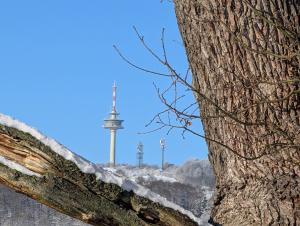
[103,81,124,167]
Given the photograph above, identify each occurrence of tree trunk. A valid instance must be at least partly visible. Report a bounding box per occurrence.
[0,124,197,226]
[174,0,300,225]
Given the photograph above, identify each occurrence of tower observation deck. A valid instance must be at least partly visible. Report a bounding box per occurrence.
[103,81,124,167]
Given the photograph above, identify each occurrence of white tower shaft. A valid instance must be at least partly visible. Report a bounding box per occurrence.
[110,129,116,166]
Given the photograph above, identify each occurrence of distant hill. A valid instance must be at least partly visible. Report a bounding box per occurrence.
[0,159,215,226]
[99,159,215,220]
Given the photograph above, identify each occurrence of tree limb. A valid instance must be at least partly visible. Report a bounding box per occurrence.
[0,123,198,226]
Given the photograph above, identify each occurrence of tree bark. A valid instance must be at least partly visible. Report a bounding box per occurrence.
[0,124,197,226]
[174,0,300,225]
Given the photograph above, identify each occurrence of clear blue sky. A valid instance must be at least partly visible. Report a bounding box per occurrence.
[0,1,208,166]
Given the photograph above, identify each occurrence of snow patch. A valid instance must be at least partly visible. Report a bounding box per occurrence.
[141,174,177,183]
[0,113,202,225]
[0,156,41,177]
[104,166,178,184]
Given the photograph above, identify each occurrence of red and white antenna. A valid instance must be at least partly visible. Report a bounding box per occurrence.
[112,81,117,112]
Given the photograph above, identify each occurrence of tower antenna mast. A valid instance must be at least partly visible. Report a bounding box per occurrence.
[160,138,166,170]
[137,142,144,168]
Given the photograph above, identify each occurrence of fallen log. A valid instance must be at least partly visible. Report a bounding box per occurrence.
[0,114,199,226]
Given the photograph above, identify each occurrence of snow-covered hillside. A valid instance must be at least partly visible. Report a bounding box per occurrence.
[99,159,215,219]
[0,159,215,226]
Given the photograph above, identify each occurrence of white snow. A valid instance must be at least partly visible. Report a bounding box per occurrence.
[104,166,178,184]
[0,113,202,225]
[141,174,177,183]
[202,186,214,200]
[0,156,41,177]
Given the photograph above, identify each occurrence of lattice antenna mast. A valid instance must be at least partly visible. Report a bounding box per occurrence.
[137,142,144,168]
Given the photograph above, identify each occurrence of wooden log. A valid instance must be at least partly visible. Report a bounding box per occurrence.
[0,124,198,226]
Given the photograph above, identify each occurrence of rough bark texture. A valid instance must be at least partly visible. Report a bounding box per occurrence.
[0,124,197,226]
[174,0,300,225]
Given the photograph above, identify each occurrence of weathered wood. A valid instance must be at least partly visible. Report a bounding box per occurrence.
[174,0,300,225]
[0,124,197,226]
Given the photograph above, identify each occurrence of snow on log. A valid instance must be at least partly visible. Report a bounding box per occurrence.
[0,113,199,226]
